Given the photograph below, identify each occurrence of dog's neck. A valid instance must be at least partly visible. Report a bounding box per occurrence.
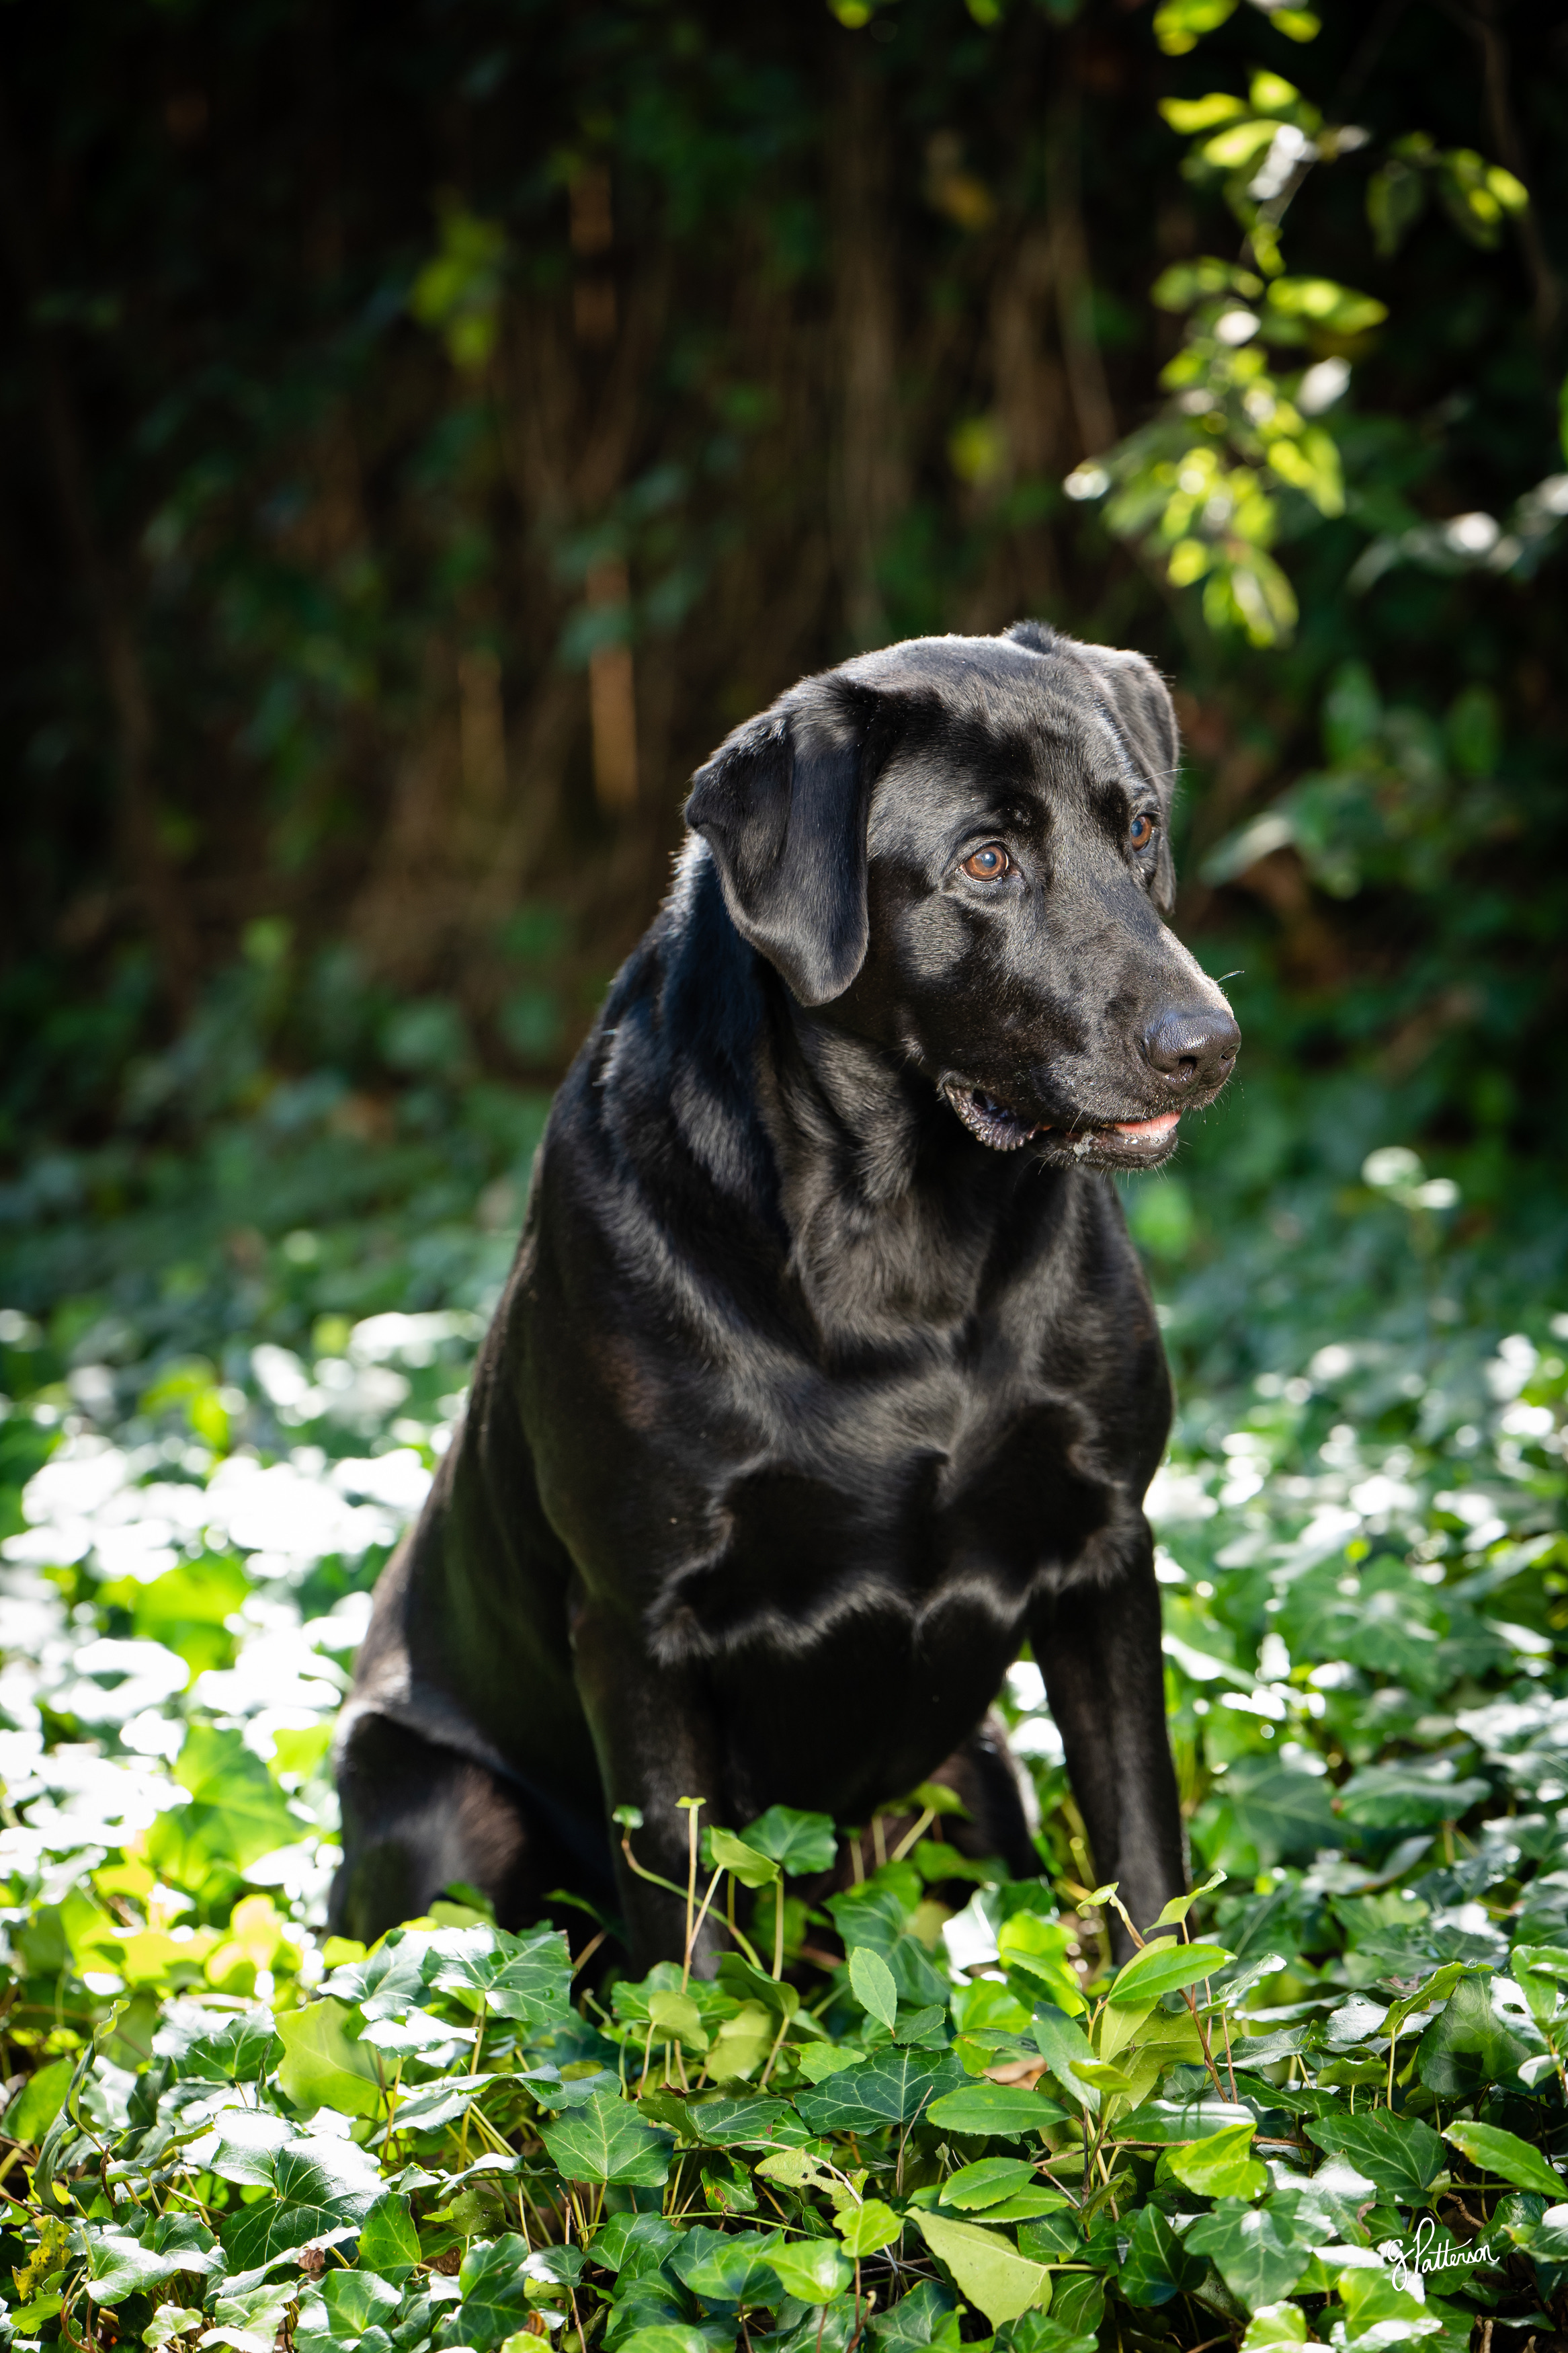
[758,982,1054,1340]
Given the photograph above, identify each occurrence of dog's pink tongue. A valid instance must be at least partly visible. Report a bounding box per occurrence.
[1114,1111,1180,1139]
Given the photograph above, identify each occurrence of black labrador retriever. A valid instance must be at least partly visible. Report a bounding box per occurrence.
[332,621,1239,1964]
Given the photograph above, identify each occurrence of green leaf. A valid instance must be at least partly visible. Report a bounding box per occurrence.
[668,2225,784,2303]
[924,2079,1065,2137]
[198,2108,298,2185]
[996,1915,1087,2015]
[149,1723,298,1884]
[1147,1870,1228,1932]
[321,2272,400,2338]
[1026,2006,1099,2113]
[742,1806,839,1875]
[219,2138,384,2274]
[677,2091,807,2147]
[274,1997,384,2120]
[716,1952,801,2018]
[1264,278,1389,340]
[540,2087,675,2186]
[1160,93,1249,136]
[767,2239,855,2303]
[1106,1938,1232,2005]
[83,2233,198,2307]
[1119,2204,1207,2307]
[839,2200,903,2258]
[1042,2274,1104,2339]
[1153,0,1239,56]
[157,2004,281,2083]
[646,1987,709,2052]
[1191,1757,1342,1870]
[796,2046,965,2132]
[1184,2200,1311,2313]
[1,2057,75,2146]
[1307,2111,1447,2202]
[1241,2305,1315,2353]
[1444,2120,1565,2200]
[850,1946,899,2034]
[1118,2095,1258,2143]
[911,2213,1052,2327]
[939,2159,1040,2211]
[430,1923,573,2022]
[706,1826,780,1889]
[357,2192,422,2284]
[1335,2265,1443,2344]
[454,2235,536,2350]
[1163,2121,1268,2200]
[869,2280,962,2353]
[1418,1975,1538,2096]
[614,2331,710,2353]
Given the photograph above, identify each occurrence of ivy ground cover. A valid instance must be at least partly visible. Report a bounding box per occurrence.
[6,1196,1568,2353]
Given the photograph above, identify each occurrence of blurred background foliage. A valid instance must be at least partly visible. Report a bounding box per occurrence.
[1,0,1566,1409]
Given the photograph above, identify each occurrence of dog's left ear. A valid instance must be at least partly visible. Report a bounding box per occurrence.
[1007,624,1181,913]
[684,678,880,1006]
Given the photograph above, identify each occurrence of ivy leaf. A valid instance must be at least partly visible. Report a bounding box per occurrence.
[840,2200,903,2258]
[540,2088,675,2186]
[431,1923,573,2022]
[194,2108,298,2186]
[668,2225,784,2303]
[706,1827,780,1889]
[613,2331,710,2353]
[1418,1975,1538,2095]
[358,2192,422,2283]
[677,2093,809,2147]
[1163,2122,1268,2200]
[149,1724,298,1883]
[453,2234,536,2350]
[274,1997,384,2120]
[796,2047,964,2132]
[1183,2201,1311,2313]
[868,2280,962,2353]
[767,2239,854,2303]
[1307,2111,1447,2202]
[1119,2205,1208,2307]
[1444,2120,1565,2200]
[320,2272,400,2338]
[742,1806,839,1876]
[1,2058,75,2147]
[850,1946,899,2034]
[911,2213,1052,2327]
[1241,2305,1317,2353]
[219,2138,383,2274]
[153,2003,280,2084]
[83,2233,198,2307]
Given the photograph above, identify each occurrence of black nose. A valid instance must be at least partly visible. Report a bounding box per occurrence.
[1142,1002,1241,1093]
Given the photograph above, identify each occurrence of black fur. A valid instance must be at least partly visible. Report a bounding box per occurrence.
[333,625,1239,1964]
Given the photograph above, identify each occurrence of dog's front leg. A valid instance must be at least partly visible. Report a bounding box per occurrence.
[1029,1513,1186,1954]
[570,1598,727,1972]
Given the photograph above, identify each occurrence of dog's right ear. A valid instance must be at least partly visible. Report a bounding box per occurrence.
[684,680,878,1007]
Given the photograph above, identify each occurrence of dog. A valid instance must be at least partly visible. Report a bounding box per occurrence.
[332,621,1239,1966]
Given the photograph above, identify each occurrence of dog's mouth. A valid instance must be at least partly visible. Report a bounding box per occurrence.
[944,1080,1181,1161]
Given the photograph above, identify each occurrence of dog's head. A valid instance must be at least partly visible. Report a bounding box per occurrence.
[685,623,1239,1172]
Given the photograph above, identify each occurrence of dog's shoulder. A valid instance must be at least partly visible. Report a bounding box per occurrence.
[537,838,784,1226]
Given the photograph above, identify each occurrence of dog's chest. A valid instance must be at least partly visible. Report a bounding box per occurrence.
[657,1336,1110,1659]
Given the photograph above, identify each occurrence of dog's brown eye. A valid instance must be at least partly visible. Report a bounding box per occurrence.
[1129,813,1156,851]
[962,844,1011,881]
